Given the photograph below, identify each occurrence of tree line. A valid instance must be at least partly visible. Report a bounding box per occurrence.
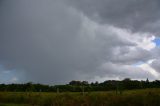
[0,78,160,92]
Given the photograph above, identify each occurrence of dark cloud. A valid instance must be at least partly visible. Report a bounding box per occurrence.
[0,0,158,84]
[110,47,153,64]
[68,0,160,34]
[150,48,160,72]
[151,59,160,72]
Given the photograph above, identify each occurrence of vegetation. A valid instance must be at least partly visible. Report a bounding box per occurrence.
[0,78,160,92]
[0,78,160,105]
[0,89,160,106]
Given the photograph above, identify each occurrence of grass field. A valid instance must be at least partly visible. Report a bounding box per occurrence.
[0,103,30,106]
[0,88,160,106]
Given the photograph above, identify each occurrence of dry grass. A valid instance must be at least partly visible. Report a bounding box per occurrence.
[0,88,160,106]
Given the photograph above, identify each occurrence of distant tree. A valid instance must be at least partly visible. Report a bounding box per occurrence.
[25,82,35,92]
[122,78,132,89]
[69,80,82,86]
[82,81,89,85]
[146,78,149,83]
[123,78,131,82]
[1,78,160,92]
[95,81,99,85]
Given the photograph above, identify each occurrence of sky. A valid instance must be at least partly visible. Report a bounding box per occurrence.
[0,0,160,84]
[153,38,160,46]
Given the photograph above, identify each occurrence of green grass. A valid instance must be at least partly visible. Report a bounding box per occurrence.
[0,88,160,106]
[0,103,30,106]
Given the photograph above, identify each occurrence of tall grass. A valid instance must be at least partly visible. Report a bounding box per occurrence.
[0,88,160,106]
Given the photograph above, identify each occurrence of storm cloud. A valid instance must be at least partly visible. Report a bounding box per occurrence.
[0,0,159,84]
[68,0,160,34]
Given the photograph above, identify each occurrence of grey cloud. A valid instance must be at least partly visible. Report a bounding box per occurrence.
[0,0,157,84]
[68,0,160,34]
[111,46,153,64]
[151,59,160,72]
[0,0,84,84]
[150,48,160,72]
[92,62,156,81]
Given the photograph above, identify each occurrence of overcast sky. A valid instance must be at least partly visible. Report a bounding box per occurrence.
[0,0,160,84]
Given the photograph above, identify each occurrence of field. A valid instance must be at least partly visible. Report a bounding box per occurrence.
[0,88,160,106]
